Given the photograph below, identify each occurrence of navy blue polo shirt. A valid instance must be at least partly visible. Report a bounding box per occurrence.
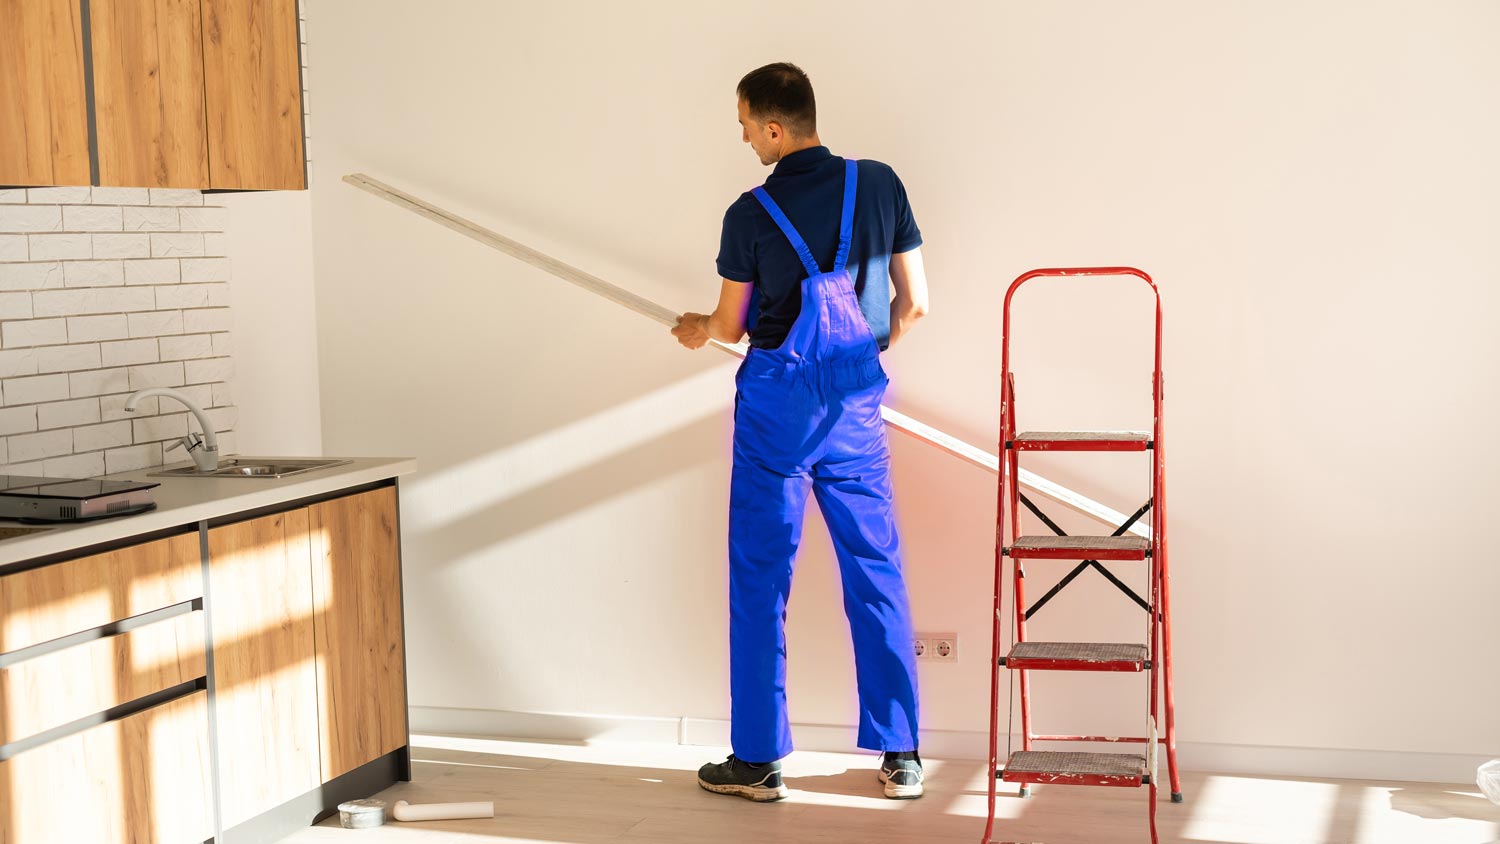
[716,146,922,351]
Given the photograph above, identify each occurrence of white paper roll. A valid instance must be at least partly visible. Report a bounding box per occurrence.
[390,799,495,822]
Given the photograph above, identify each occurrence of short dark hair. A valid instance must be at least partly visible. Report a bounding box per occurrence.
[737,62,816,137]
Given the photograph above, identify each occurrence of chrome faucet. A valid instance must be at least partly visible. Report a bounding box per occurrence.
[124,387,221,472]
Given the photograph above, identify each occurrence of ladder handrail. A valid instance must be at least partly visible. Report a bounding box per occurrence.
[341,172,1149,538]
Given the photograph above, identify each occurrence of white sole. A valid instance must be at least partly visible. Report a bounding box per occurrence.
[697,777,789,802]
[878,768,925,799]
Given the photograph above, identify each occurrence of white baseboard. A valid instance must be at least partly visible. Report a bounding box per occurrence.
[409,706,1493,785]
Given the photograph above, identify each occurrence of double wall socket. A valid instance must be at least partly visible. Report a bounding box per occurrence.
[914,632,958,663]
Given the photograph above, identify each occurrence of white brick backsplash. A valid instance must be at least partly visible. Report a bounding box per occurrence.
[0,262,63,291]
[29,234,92,260]
[5,374,70,405]
[0,187,235,476]
[74,420,133,452]
[69,367,129,398]
[44,451,105,478]
[3,319,68,348]
[10,429,73,462]
[183,309,230,333]
[178,207,228,231]
[156,284,212,309]
[37,344,102,374]
[180,258,230,282]
[38,398,99,430]
[63,205,123,232]
[133,411,188,443]
[150,233,203,258]
[0,293,32,320]
[178,384,214,409]
[0,235,27,261]
[123,206,179,232]
[206,406,238,431]
[102,337,159,367]
[0,206,63,233]
[128,361,185,390]
[215,430,237,456]
[67,314,129,342]
[158,334,211,361]
[105,442,163,473]
[185,357,233,384]
[0,406,38,436]
[64,260,124,287]
[92,233,151,259]
[124,259,180,285]
[90,187,149,205]
[0,349,38,378]
[148,189,203,207]
[101,393,156,420]
[26,187,90,204]
[33,287,156,318]
[129,310,183,337]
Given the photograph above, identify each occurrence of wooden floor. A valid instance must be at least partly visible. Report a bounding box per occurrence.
[275,735,1500,844]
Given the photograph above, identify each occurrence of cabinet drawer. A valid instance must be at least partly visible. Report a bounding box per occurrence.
[0,690,213,844]
[0,610,206,744]
[0,533,201,653]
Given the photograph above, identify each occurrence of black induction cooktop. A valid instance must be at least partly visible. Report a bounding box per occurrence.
[0,475,159,522]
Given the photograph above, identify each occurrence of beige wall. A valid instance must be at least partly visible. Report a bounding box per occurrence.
[305,0,1500,780]
[221,190,323,456]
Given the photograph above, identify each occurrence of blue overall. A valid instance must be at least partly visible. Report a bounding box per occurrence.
[729,160,920,763]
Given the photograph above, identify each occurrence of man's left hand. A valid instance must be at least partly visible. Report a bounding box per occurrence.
[672,313,711,349]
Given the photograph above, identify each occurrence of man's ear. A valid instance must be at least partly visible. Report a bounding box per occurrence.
[766,120,783,141]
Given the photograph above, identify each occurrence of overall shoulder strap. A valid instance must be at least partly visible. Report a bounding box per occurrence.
[751,186,822,278]
[834,158,858,273]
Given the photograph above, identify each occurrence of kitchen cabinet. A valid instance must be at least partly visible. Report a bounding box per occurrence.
[0,691,214,844]
[0,0,91,186]
[309,486,408,781]
[0,0,305,190]
[207,507,322,828]
[202,0,307,190]
[0,471,410,841]
[89,0,211,188]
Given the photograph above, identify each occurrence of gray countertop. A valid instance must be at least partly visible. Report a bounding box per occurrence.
[0,456,417,568]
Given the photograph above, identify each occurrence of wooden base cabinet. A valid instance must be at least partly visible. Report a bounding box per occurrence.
[310,486,408,782]
[0,691,213,844]
[207,507,322,829]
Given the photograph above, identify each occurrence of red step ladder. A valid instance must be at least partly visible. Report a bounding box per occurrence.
[982,267,1181,844]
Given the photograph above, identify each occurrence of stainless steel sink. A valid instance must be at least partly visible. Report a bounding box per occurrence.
[149,458,352,479]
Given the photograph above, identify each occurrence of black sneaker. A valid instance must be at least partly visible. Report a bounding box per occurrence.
[878,750,924,799]
[697,755,788,802]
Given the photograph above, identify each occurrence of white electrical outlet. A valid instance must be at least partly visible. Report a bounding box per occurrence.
[914,632,958,663]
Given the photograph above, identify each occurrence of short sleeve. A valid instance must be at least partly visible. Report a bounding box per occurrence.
[892,171,923,253]
[715,196,758,283]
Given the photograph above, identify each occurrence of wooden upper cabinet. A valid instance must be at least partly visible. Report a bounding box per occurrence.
[88,0,210,188]
[202,0,306,190]
[0,0,91,186]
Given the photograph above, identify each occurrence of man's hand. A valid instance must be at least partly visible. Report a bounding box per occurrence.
[672,312,712,349]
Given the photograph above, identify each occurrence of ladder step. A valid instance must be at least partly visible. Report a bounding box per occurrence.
[1004,642,1148,672]
[1007,535,1150,560]
[1001,750,1147,787]
[1011,431,1151,452]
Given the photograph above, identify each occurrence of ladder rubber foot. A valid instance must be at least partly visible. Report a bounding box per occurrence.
[1018,785,1030,798]
[1171,791,1184,803]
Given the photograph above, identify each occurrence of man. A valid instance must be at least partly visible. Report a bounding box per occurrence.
[671,62,930,803]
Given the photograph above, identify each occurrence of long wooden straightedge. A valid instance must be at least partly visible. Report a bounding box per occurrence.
[341,172,1149,538]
